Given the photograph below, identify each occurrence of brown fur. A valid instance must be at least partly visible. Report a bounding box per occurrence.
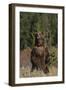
[31,32,49,73]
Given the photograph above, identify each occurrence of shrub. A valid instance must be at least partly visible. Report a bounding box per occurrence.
[48,47,57,67]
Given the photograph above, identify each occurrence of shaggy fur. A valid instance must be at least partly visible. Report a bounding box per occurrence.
[31,32,49,73]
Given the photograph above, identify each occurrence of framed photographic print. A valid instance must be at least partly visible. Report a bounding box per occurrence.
[9,3,64,86]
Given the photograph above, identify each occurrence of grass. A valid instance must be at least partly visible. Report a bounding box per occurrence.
[20,46,58,78]
[20,65,57,78]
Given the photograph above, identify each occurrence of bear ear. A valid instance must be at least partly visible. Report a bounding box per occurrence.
[41,32,44,38]
[41,31,44,35]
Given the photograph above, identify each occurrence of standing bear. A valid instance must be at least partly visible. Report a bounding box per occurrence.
[31,32,49,73]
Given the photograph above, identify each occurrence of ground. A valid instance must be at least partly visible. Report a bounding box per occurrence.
[20,66,57,77]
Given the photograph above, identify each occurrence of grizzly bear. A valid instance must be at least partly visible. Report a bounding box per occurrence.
[31,32,49,73]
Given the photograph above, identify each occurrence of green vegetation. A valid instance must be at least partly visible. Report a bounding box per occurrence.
[20,12,58,77]
[49,47,57,67]
[20,12,58,49]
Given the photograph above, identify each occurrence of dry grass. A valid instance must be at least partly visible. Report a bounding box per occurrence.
[20,48,57,78]
[20,66,57,78]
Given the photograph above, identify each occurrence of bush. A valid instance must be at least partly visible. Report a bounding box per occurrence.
[48,47,57,67]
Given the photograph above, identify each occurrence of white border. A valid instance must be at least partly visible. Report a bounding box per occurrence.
[15,6,63,84]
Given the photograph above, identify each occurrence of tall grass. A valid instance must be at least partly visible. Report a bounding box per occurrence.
[20,46,58,78]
